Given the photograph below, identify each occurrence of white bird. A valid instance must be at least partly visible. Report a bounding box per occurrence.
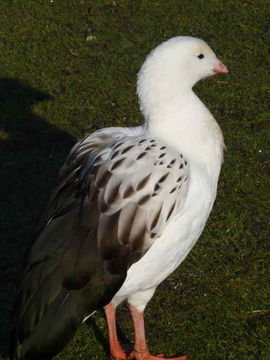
[10,36,228,360]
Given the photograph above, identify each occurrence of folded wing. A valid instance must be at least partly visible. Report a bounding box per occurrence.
[11,128,190,360]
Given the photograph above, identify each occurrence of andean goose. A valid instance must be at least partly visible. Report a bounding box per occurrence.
[10,36,228,360]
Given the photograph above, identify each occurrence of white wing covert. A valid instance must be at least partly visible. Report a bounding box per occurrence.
[79,134,190,256]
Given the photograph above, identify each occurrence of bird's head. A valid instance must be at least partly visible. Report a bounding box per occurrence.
[173,36,228,81]
[137,36,228,119]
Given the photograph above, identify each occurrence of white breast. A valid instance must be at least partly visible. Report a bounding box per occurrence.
[113,160,217,305]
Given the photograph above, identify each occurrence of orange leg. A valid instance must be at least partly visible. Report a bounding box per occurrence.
[105,303,129,360]
[128,304,187,360]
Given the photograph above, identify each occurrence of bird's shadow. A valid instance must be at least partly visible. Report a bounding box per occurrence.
[0,78,75,357]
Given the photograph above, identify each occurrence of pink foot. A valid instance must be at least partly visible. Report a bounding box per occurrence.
[128,350,187,360]
[110,350,130,360]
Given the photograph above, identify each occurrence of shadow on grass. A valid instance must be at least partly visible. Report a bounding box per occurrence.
[0,78,75,358]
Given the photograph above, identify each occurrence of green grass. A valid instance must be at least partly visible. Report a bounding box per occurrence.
[0,0,269,359]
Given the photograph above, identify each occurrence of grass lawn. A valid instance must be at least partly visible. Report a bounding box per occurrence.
[0,0,269,359]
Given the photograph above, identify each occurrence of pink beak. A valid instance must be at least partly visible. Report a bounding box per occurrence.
[213,60,229,73]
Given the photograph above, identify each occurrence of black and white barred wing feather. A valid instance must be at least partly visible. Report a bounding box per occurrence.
[11,128,189,360]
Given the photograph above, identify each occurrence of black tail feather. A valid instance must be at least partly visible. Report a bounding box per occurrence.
[11,291,82,360]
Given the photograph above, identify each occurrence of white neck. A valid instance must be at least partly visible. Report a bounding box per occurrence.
[136,36,225,183]
[141,89,225,180]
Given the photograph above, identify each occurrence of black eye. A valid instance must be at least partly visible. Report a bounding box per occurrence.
[198,54,204,59]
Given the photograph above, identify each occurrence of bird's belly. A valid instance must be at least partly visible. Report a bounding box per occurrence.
[113,170,217,306]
